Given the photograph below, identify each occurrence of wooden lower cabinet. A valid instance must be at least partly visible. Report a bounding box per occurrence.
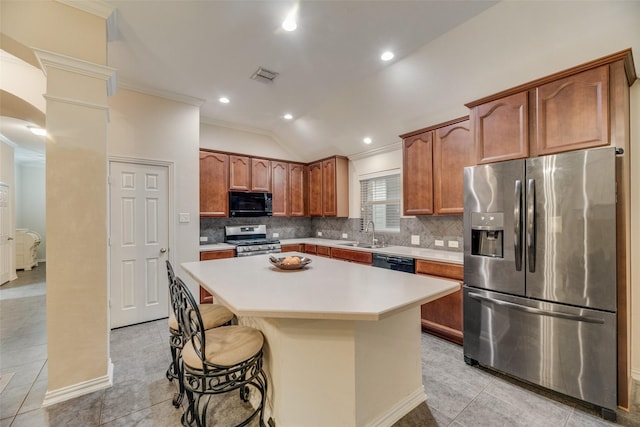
[416,260,463,345]
[316,245,331,257]
[281,243,305,253]
[199,249,235,303]
[330,248,372,265]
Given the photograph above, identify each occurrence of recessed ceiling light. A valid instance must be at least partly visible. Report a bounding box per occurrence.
[380,51,394,61]
[283,113,293,120]
[282,8,297,31]
[219,97,230,104]
[27,126,47,136]
[363,137,372,144]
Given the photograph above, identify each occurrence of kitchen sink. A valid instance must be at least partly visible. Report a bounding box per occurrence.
[339,242,386,249]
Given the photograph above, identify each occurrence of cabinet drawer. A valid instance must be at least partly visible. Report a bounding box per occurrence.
[281,244,305,253]
[304,244,317,254]
[415,260,463,280]
[330,248,373,265]
[200,249,236,260]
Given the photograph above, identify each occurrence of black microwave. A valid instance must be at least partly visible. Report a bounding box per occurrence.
[229,191,273,217]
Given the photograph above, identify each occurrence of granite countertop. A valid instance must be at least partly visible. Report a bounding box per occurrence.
[200,237,463,265]
[182,253,459,321]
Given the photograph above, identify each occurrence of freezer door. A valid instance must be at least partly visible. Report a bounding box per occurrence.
[525,147,616,312]
[463,287,616,410]
[464,160,525,294]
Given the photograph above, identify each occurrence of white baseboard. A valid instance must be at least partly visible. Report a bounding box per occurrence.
[367,386,426,427]
[42,359,113,407]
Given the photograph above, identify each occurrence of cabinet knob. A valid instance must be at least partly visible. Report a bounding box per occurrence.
[160,248,167,254]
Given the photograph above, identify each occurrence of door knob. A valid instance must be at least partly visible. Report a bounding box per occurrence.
[7,237,14,241]
[160,248,167,253]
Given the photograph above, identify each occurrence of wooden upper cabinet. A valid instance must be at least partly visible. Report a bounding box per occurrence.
[289,163,306,217]
[472,91,529,164]
[434,119,474,215]
[308,161,323,217]
[532,65,609,156]
[271,161,288,216]
[251,158,271,192]
[229,155,251,190]
[402,131,434,215]
[308,157,348,217]
[322,158,337,216]
[200,151,229,217]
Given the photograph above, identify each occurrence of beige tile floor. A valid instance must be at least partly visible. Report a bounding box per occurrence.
[1,264,638,426]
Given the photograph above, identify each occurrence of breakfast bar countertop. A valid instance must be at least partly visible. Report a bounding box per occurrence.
[182,252,459,321]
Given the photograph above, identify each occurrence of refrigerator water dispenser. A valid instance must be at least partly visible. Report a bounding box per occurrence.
[471,212,504,258]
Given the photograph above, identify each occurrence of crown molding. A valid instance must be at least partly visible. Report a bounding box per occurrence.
[200,116,277,139]
[347,141,402,161]
[54,0,114,19]
[118,80,205,107]
[33,48,117,96]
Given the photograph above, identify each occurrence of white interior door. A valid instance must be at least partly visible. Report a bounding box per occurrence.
[0,183,11,285]
[109,161,169,328]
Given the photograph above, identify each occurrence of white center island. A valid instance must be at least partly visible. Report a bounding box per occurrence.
[181,253,459,427]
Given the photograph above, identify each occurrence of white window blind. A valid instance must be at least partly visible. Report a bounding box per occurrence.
[360,173,401,232]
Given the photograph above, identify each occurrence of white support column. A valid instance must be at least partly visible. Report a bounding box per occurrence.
[34,48,117,406]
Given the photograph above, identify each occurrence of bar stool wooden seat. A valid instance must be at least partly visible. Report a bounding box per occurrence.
[173,276,268,427]
[166,261,234,407]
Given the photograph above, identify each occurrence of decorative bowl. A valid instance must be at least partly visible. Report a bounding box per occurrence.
[269,255,312,270]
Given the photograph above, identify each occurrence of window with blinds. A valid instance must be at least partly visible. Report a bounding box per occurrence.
[360,172,401,232]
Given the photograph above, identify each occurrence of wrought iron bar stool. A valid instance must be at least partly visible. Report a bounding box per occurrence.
[173,276,268,427]
[166,261,235,407]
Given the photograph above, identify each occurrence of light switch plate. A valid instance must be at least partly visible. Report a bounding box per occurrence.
[317,231,323,237]
[179,213,190,223]
[448,240,459,248]
[273,232,279,238]
[435,239,444,247]
[342,233,348,239]
[411,235,420,245]
[200,237,208,242]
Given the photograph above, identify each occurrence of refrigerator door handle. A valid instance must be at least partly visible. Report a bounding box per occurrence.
[468,292,605,324]
[514,180,522,271]
[526,178,536,273]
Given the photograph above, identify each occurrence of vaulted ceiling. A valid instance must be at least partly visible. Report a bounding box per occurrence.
[106,0,497,160]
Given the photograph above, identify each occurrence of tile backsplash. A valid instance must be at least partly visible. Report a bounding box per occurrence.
[200,215,463,252]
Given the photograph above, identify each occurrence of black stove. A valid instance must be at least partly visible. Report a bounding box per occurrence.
[224,225,281,257]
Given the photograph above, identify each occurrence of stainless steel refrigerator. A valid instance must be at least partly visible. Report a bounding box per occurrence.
[463,147,617,418]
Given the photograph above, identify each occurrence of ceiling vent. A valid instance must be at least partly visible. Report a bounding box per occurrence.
[251,67,279,84]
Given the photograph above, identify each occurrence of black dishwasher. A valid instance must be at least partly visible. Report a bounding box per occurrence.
[372,253,415,273]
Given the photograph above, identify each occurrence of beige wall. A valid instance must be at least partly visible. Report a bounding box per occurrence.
[630,83,640,383]
[108,88,201,296]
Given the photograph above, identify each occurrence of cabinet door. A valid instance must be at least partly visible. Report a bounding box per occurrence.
[308,162,323,216]
[416,260,463,344]
[434,119,474,215]
[199,249,235,303]
[251,158,271,192]
[229,155,251,190]
[271,161,288,216]
[533,65,609,156]
[322,158,337,216]
[200,151,229,217]
[316,245,331,257]
[402,131,434,215]
[473,91,529,164]
[289,163,306,217]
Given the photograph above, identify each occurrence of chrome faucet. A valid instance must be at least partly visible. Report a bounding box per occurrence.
[364,220,376,246]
